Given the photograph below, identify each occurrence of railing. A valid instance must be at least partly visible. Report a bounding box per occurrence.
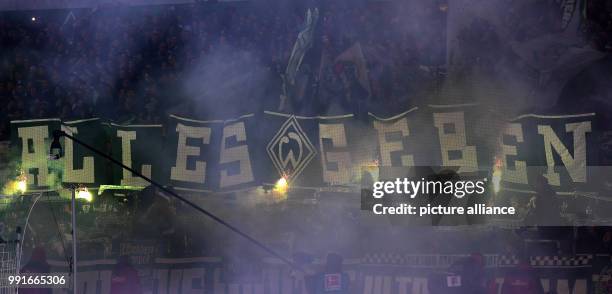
[0,242,17,294]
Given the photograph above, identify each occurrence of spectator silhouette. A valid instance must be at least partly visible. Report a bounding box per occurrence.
[20,247,52,294]
[110,255,142,294]
[307,253,350,294]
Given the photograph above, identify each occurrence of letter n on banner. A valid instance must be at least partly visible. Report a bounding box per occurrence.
[509,112,596,193]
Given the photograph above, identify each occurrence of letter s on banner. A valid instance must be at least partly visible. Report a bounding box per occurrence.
[219,122,254,188]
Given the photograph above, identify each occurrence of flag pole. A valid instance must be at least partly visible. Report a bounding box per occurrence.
[71,188,77,294]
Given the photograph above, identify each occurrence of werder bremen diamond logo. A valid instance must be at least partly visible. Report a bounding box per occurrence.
[267,116,317,181]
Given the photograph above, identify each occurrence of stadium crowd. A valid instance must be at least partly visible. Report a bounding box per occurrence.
[2,0,610,139]
[0,1,447,140]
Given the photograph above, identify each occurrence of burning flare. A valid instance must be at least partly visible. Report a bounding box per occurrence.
[3,172,28,195]
[274,176,289,194]
[76,187,93,202]
[270,175,289,202]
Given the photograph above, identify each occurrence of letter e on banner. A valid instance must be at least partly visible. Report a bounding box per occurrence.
[171,123,211,184]
[373,118,414,167]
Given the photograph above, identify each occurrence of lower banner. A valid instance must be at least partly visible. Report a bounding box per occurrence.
[44,254,611,294]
